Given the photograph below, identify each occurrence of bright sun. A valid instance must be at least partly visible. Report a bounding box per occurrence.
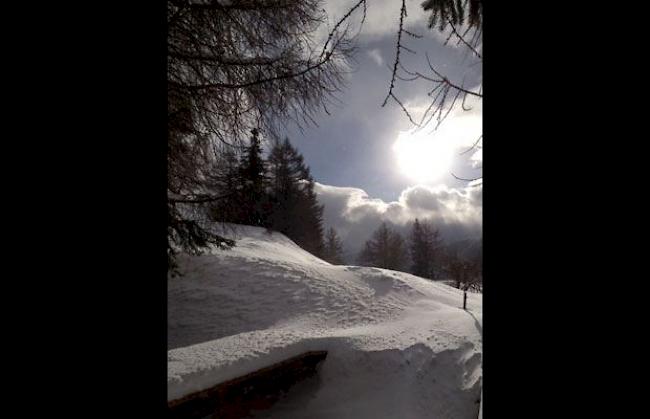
[393,130,455,183]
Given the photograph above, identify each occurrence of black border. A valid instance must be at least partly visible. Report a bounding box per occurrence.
[10,1,629,417]
[13,2,169,415]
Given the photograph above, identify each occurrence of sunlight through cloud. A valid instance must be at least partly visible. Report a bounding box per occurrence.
[393,129,455,184]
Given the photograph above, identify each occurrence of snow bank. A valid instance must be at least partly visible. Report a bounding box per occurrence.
[169,224,482,418]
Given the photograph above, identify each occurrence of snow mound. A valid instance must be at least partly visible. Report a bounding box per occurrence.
[168,224,482,419]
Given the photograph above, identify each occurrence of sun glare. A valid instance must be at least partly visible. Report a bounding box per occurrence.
[393,130,455,183]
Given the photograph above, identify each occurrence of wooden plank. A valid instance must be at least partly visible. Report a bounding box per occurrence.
[168,350,328,419]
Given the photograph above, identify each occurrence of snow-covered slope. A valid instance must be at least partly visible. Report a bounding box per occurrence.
[168,225,482,419]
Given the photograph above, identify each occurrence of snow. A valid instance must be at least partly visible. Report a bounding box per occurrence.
[168,224,482,418]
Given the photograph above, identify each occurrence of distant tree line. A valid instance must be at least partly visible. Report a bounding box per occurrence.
[357,220,482,291]
[208,130,345,264]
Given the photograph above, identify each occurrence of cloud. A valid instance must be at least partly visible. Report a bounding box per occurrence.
[323,0,429,39]
[403,186,442,211]
[315,182,482,260]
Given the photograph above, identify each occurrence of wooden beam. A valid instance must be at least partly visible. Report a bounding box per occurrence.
[168,350,328,419]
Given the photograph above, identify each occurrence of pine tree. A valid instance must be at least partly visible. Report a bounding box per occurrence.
[410,219,427,277]
[238,129,270,227]
[358,222,407,270]
[267,137,324,256]
[297,183,325,257]
[323,227,345,264]
[267,138,305,234]
[208,147,243,223]
[421,0,482,31]
[424,224,443,278]
[409,219,443,279]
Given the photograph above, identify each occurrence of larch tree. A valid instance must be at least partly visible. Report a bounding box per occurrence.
[323,227,345,264]
[409,218,443,279]
[237,128,271,227]
[358,222,407,271]
[267,137,324,257]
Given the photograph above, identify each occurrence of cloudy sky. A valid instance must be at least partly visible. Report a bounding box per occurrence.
[282,0,482,260]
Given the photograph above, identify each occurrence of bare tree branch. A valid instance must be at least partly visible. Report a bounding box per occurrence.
[169,53,336,90]
[446,20,482,58]
[452,172,482,183]
[382,0,408,107]
[422,53,482,98]
[460,135,482,155]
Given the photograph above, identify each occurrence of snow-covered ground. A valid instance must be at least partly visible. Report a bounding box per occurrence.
[168,225,482,419]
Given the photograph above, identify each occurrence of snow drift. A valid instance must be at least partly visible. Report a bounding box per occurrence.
[168,225,482,419]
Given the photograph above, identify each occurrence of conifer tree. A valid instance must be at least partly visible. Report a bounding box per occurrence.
[323,227,345,264]
[208,147,243,224]
[238,129,271,227]
[358,222,407,271]
[409,218,443,279]
[267,137,324,256]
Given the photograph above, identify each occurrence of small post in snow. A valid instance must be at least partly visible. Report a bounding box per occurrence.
[463,290,467,310]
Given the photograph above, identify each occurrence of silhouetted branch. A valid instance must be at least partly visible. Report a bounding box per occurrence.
[446,20,481,58]
[170,54,337,90]
[390,93,420,127]
[423,53,482,98]
[382,0,408,107]
[319,0,367,59]
[460,135,482,155]
[452,172,482,183]
[168,52,283,66]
